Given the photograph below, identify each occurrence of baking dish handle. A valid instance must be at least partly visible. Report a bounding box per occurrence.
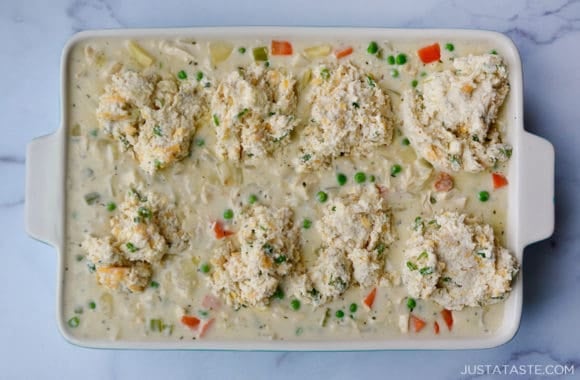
[519,131,555,246]
[25,131,63,247]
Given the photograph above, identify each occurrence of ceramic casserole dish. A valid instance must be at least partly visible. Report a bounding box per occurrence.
[25,27,554,350]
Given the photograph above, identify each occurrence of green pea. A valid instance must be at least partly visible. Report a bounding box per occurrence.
[387,55,395,65]
[223,208,234,220]
[196,71,204,81]
[320,68,330,80]
[478,191,490,202]
[290,299,301,310]
[177,70,187,80]
[367,41,379,54]
[402,137,410,146]
[390,69,399,78]
[248,194,258,204]
[335,310,345,318]
[349,303,358,313]
[302,218,312,229]
[238,47,246,54]
[67,316,80,328]
[411,79,419,88]
[106,202,116,212]
[395,53,407,65]
[200,263,211,273]
[316,191,328,203]
[354,172,366,183]
[390,164,402,177]
[406,298,416,311]
[337,173,347,186]
[272,286,284,300]
[445,43,455,52]
[88,301,96,310]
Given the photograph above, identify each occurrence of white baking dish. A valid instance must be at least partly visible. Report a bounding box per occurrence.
[25,27,554,350]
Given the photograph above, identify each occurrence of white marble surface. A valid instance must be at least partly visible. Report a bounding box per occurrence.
[1,0,579,378]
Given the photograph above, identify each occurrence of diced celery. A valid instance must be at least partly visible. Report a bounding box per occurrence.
[127,41,154,67]
[209,41,234,65]
[303,44,332,59]
[252,46,268,62]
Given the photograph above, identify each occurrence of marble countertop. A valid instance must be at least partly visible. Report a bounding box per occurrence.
[1,0,579,378]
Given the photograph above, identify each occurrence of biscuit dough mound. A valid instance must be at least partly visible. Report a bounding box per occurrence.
[401,54,511,172]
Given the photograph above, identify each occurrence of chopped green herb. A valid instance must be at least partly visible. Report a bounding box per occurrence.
[302,218,312,229]
[272,286,284,300]
[138,207,151,219]
[106,202,116,212]
[445,43,455,52]
[366,75,376,87]
[74,306,83,314]
[196,71,203,81]
[367,41,379,54]
[395,53,407,65]
[290,299,301,311]
[352,102,360,108]
[262,243,274,255]
[413,216,423,231]
[89,129,98,137]
[87,262,96,273]
[390,69,399,78]
[478,190,490,202]
[390,164,402,177]
[200,263,211,273]
[442,277,452,283]
[320,68,330,80]
[406,261,418,271]
[67,316,80,328]
[301,153,311,162]
[335,309,345,318]
[237,108,249,118]
[223,208,234,220]
[316,191,328,203]
[274,255,287,264]
[295,327,304,336]
[477,251,487,258]
[490,49,498,55]
[248,194,258,204]
[196,138,205,147]
[354,172,366,183]
[417,251,428,260]
[337,173,347,186]
[375,242,386,255]
[126,242,138,253]
[84,192,100,205]
[212,114,220,126]
[150,281,159,289]
[153,125,162,137]
[177,70,187,80]
[349,303,358,313]
[406,297,416,311]
[387,55,395,65]
[419,266,434,276]
[472,135,480,142]
[369,175,375,182]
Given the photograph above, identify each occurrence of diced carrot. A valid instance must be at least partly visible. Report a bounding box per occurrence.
[417,43,441,64]
[198,318,214,338]
[434,321,440,335]
[441,309,453,331]
[181,315,201,329]
[335,46,354,59]
[271,40,293,55]
[410,314,426,332]
[434,172,454,192]
[362,287,377,309]
[213,221,234,239]
[492,173,509,189]
[202,294,221,310]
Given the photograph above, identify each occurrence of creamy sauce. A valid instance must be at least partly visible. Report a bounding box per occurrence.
[64,36,510,343]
